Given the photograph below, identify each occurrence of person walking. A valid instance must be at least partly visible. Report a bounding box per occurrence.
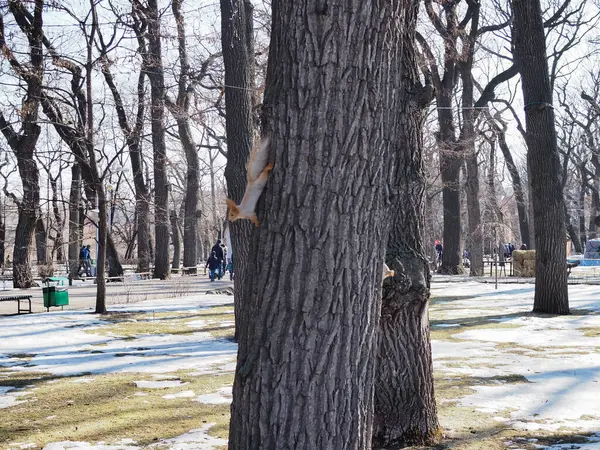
[83,245,92,277]
[205,252,220,282]
[211,240,224,279]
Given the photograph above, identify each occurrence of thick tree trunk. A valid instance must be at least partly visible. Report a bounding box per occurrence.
[13,156,39,288]
[35,216,47,265]
[170,209,181,273]
[228,1,407,447]
[373,3,440,444]
[512,0,569,314]
[146,0,170,279]
[495,125,530,248]
[179,121,198,274]
[0,1,44,289]
[68,164,81,283]
[465,152,483,275]
[220,0,255,341]
[439,150,463,274]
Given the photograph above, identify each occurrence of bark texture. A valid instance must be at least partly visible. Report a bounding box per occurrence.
[220,0,255,341]
[0,1,44,288]
[144,0,170,279]
[35,217,47,264]
[373,2,440,446]
[228,1,408,448]
[512,0,569,314]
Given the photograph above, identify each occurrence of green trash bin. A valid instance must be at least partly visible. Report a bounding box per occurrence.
[43,277,69,311]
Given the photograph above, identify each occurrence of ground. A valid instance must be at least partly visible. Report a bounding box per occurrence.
[1,278,599,449]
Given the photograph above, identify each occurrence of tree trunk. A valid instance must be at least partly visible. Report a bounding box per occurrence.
[373,2,440,444]
[180,120,198,274]
[465,153,483,275]
[0,207,5,272]
[495,124,530,248]
[95,193,108,313]
[220,0,255,341]
[68,164,81,283]
[565,204,582,254]
[0,1,44,289]
[106,233,124,280]
[512,0,569,314]
[439,150,463,274]
[146,0,170,280]
[527,162,536,250]
[50,178,64,263]
[228,0,408,447]
[170,209,181,273]
[35,216,47,264]
[578,169,587,250]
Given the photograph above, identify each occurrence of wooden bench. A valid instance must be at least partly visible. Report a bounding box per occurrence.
[0,295,33,314]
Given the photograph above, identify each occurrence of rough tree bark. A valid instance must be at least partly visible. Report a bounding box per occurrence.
[143,0,170,279]
[35,217,47,264]
[220,0,255,340]
[512,0,569,314]
[228,1,409,447]
[0,1,44,288]
[373,1,440,446]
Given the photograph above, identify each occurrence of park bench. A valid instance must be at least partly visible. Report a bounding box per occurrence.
[0,295,33,314]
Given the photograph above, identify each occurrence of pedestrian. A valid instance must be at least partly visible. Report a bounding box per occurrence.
[78,246,86,277]
[205,252,220,282]
[83,245,92,276]
[211,239,224,279]
[520,243,528,250]
[435,240,443,266]
[221,244,228,277]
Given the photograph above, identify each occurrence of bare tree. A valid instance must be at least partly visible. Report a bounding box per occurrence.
[228,0,413,446]
[97,5,151,274]
[373,1,440,446]
[132,0,170,279]
[220,0,256,340]
[0,0,44,288]
[417,0,517,275]
[512,0,569,314]
[166,0,220,275]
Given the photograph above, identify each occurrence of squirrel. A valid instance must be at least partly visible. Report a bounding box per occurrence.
[382,263,395,282]
[226,136,273,227]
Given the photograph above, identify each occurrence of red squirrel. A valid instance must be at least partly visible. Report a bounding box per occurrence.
[226,136,273,227]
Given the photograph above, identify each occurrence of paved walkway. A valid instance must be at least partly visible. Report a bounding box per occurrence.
[0,275,234,315]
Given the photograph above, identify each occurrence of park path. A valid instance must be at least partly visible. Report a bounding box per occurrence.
[0,275,233,315]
